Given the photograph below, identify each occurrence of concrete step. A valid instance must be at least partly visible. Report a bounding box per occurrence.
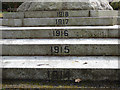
[2,56,120,84]
[2,68,120,81]
[2,56,119,69]
[1,17,117,27]
[1,25,119,39]
[3,10,118,19]
[1,39,119,56]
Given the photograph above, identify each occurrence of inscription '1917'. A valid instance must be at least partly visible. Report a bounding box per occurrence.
[56,19,69,25]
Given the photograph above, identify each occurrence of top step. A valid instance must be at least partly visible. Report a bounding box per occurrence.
[3,10,118,19]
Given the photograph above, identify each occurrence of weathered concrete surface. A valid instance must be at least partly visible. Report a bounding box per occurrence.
[1,39,119,56]
[2,56,119,69]
[2,44,119,56]
[2,19,22,27]
[90,10,118,17]
[25,10,88,18]
[2,17,116,27]
[3,12,24,19]
[1,26,119,39]
[2,17,117,27]
[3,10,89,19]
[3,10,118,19]
[17,1,113,12]
[23,17,117,26]
[3,69,120,81]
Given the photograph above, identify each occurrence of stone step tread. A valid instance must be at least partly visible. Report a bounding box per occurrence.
[1,25,119,39]
[1,25,119,30]
[1,39,118,44]
[3,10,118,19]
[1,17,117,26]
[1,56,119,69]
[2,39,119,56]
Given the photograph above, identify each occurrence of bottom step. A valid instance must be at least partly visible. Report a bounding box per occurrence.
[2,56,120,81]
[2,68,120,81]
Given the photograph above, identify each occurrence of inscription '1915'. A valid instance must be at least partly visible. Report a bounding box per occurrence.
[51,46,70,54]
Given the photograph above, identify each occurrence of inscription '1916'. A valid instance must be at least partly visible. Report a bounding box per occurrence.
[53,30,68,37]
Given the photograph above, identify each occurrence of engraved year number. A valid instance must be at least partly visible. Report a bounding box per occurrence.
[56,19,69,25]
[57,12,69,17]
[53,30,68,37]
[51,46,70,54]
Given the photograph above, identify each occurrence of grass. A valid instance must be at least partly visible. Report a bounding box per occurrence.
[0,12,2,18]
[0,12,11,18]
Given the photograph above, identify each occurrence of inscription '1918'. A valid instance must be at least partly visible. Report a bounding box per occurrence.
[51,46,70,54]
[57,12,69,17]
[53,30,68,37]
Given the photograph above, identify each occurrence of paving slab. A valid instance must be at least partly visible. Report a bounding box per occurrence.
[1,39,119,56]
[1,26,119,39]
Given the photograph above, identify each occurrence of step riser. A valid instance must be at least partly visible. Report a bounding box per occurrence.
[3,10,118,19]
[119,11,120,16]
[2,45,119,56]
[2,29,119,39]
[3,69,120,81]
[1,17,117,27]
[118,17,120,25]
